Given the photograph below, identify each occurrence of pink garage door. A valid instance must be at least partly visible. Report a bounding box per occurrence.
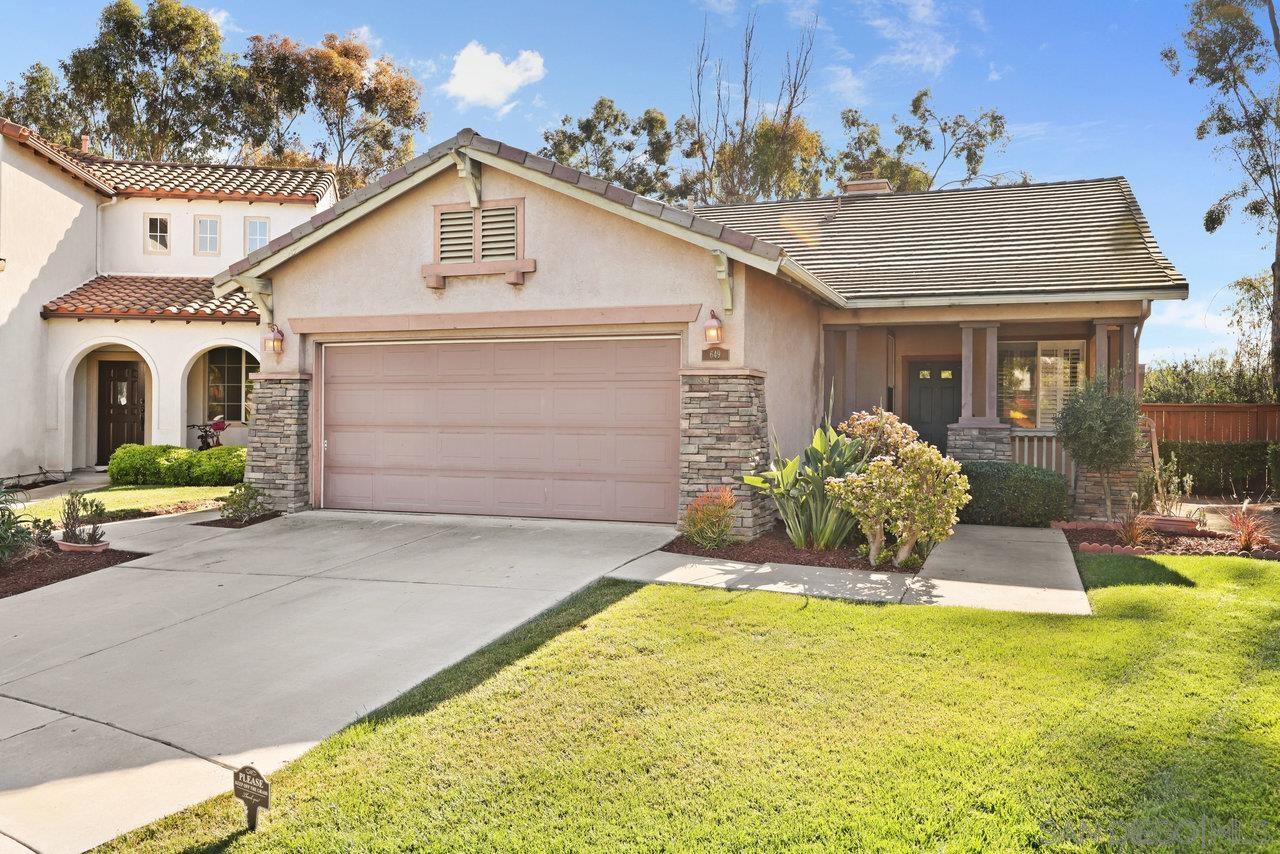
[320,338,681,523]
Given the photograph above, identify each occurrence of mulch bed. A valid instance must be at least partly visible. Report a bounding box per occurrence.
[195,511,281,529]
[663,523,908,572]
[1062,525,1280,559]
[0,548,146,599]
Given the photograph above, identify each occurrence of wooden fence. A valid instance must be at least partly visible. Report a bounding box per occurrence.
[1141,404,1280,443]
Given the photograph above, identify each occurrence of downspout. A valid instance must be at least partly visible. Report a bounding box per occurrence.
[96,195,119,275]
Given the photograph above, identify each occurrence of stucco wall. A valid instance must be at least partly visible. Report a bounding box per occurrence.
[743,266,822,457]
[266,168,747,374]
[0,141,100,476]
[100,197,324,277]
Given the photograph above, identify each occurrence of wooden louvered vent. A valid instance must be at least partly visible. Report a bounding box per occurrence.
[480,206,518,260]
[438,209,475,262]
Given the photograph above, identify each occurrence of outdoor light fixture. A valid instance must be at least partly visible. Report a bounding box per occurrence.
[704,310,724,345]
[262,323,284,357]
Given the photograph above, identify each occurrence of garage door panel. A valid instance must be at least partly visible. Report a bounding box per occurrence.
[323,338,679,523]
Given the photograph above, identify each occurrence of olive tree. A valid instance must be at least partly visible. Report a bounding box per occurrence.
[1055,377,1141,519]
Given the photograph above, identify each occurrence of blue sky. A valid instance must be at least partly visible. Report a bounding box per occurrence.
[3,0,1260,361]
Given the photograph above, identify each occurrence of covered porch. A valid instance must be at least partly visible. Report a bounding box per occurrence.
[822,313,1145,475]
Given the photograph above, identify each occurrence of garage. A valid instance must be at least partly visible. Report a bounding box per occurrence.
[319,337,681,523]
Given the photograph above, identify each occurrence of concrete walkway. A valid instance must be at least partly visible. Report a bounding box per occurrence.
[0,510,672,853]
[10,469,110,507]
[611,524,1090,616]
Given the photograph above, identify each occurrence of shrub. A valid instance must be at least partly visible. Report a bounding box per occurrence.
[958,461,1068,528]
[836,407,920,458]
[218,483,273,525]
[0,491,44,565]
[1158,441,1268,496]
[678,488,737,549]
[1226,500,1272,551]
[108,444,245,486]
[1055,377,1141,519]
[60,490,106,546]
[1116,494,1155,548]
[743,424,868,550]
[1138,452,1196,517]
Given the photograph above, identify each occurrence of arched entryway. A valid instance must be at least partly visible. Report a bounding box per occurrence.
[181,342,262,449]
[63,340,158,469]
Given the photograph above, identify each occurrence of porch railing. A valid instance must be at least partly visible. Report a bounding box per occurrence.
[1010,428,1075,481]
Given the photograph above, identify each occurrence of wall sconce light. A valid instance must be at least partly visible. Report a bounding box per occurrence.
[704,310,724,345]
[262,323,284,357]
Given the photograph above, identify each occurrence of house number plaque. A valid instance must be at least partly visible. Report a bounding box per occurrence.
[702,346,729,361]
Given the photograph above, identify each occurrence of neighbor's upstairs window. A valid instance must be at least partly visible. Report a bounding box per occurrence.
[195,216,221,256]
[245,217,270,253]
[145,214,170,254]
[435,202,522,263]
[207,347,261,423]
[997,341,1084,429]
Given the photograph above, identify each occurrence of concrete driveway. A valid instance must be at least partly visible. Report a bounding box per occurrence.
[0,510,671,853]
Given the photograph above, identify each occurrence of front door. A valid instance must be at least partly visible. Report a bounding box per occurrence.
[97,361,144,465]
[907,360,961,453]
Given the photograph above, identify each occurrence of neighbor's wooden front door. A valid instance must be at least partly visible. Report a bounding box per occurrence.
[907,360,961,453]
[97,361,144,465]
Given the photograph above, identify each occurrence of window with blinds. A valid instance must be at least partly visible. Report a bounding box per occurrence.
[997,341,1084,428]
[436,205,520,263]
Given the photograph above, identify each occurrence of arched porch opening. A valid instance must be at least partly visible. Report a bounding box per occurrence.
[66,342,156,469]
[180,341,262,450]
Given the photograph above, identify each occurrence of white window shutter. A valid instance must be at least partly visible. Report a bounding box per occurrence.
[1037,342,1085,427]
[479,206,518,260]
[439,209,475,263]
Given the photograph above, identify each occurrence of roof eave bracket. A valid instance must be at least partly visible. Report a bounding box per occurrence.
[451,151,481,208]
[712,250,732,313]
[235,276,273,325]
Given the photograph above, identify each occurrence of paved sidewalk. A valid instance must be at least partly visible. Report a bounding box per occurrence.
[612,525,1090,616]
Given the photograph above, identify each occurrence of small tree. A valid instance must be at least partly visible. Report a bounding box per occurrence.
[1055,377,1141,519]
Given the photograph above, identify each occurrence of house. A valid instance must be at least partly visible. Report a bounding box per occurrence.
[3,121,1187,531]
[207,129,1186,533]
[0,119,335,477]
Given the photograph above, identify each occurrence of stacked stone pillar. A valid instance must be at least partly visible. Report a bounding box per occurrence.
[246,373,312,512]
[680,371,774,538]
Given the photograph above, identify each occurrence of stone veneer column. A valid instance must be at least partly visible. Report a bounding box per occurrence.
[246,372,312,513]
[1072,420,1156,520]
[945,423,1012,461]
[680,370,774,539]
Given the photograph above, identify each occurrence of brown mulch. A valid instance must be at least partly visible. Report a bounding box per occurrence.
[0,549,146,599]
[663,523,909,573]
[195,511,281,529]
[1062,526,1274,557]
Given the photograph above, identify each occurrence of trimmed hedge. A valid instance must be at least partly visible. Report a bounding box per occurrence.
[108,444,245,486]
[958,461,1069,528]
[1159,441,1270,496]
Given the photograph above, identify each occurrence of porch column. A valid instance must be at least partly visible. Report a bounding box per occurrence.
[822,329,839,416]
[1120,322,1137,391]
[843,327,859,418]
[1094,320,1111,386]
[958,322,999,424]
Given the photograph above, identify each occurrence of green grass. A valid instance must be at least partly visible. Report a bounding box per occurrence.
[23,485,232,523]
[103,554,1280,852]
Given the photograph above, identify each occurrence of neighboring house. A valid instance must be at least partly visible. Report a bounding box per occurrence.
[0,119,335,477]
[203,129,1186,533]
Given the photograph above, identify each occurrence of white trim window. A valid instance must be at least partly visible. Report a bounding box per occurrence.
[245,217,270,253]
[997,340,1085,428]
[145,214,170,254]
[206,347,260,422]
[195,215,221,256]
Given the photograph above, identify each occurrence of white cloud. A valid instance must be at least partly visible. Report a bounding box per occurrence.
[438,41,546,112]
[827,66,867,103]
[968,6,989,32]
[206,7,243,33]
[407,57,439,80]
[987,61,1010,81]
[698,0,738,13]
[496,101,519,119]
[1148,299,1231,334]
[350,25,382,50]
[860,0,958,74]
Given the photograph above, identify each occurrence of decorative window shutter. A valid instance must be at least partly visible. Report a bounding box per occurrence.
[438,209,476,263]
[479,206,518,260]
[1037,342,1084,427]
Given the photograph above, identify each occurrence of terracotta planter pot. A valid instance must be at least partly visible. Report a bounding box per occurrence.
[1142,515,1200,535]
[56,539,109,554]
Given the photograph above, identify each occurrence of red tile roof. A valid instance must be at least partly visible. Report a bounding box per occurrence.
[0,119,114,195]
[41,275,260,322]
[59,149,335,203]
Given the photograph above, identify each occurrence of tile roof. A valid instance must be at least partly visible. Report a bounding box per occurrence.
[218,128,790,285]
[694,178,1189,303]
[41,275,259,322]
[0,119,114,195]
[59,149,335,202]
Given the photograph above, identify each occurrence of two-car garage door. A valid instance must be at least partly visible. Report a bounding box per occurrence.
[320,337,680,523]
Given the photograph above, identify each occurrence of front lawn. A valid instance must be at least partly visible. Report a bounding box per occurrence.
[105,554,1280,851]
[23,485,232,523]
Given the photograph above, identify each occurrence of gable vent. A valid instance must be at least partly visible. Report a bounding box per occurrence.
[480,206,518,261]
[439,209,475,263]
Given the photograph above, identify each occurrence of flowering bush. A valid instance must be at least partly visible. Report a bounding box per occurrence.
[837,408,919,459]
[826,441,970,568]
[679,488,738,549]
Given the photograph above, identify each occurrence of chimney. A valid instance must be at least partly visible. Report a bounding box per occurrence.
[79,134,90,153]
[841,170,891,195]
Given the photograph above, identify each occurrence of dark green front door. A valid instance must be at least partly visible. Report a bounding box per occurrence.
[907,361,961,452]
